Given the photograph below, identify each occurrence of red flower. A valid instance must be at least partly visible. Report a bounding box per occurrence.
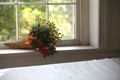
[38,45,47,58]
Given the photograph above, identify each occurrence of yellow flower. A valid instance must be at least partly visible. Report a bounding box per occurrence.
[40,23,44,27]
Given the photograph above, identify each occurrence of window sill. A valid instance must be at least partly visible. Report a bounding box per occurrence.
[0,46,95,54]
[0,46,120,69]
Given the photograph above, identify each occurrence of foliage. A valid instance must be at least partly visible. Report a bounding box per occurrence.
[25,17,62,57]
[0,5,16,41]
[0,0,74,42]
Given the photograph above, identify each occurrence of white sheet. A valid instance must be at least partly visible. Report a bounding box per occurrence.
[0,58,120,80]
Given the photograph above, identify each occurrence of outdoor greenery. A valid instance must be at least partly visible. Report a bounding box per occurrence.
[0,5,16,41]
[0,0,75,42]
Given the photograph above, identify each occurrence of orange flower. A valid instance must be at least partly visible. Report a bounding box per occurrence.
[25,35,37,46]
[28,35,37,40]
[25,40,32,46]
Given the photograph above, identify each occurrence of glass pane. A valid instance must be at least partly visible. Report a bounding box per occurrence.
[0,0,14,2]
[18,0,45,2]
[0,5,16,42]
[18,5,46,40]
[49,5,75,39]
[49,0,74,3]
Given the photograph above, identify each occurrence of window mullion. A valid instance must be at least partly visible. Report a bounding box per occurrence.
[15,1,19,41]
[73,0,77,39]
[46,0,49,21]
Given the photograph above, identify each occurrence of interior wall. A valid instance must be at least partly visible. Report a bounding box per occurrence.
[99,0,120,50]
[108,0,120,49]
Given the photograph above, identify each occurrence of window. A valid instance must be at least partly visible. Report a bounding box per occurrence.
[1,0,109,68]
[0,0,84,47]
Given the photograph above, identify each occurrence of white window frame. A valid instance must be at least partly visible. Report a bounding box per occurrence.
[0,0,100,48]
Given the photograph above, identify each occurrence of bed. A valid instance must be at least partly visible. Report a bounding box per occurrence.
[0,58,120,80]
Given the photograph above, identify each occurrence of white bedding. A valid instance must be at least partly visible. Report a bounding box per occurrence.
[0,58,120,80]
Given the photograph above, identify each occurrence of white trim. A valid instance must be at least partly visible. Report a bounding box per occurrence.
[46,0,49,21]
[15,1,19,41]
[99,0,110,49]
[89,0,99,48]
[0,2,15,5]
[79,0,89,45]
[0,2,75,5]
[19,2,76,5]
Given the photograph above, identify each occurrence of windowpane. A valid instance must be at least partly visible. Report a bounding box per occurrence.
[0,0,76,43]
[0,0,14,2]
[49,5,75,39]
[18,5,46,40]
[18,0,45,2]
[0,5,16,42]
[49,0,74,3]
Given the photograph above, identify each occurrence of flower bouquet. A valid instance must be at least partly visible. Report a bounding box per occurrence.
[25,17,62,57]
